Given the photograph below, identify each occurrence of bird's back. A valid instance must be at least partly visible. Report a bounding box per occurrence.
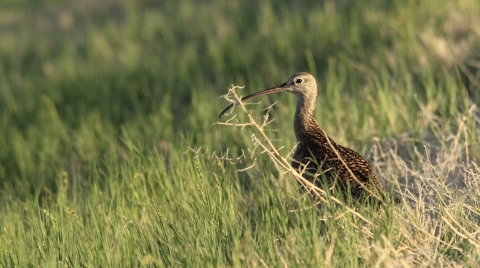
[291,129,382,200]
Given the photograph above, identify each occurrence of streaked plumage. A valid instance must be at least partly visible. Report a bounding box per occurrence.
[220,72,384,202]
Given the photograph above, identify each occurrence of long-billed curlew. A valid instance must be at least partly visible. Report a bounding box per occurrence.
[220,72,390,203]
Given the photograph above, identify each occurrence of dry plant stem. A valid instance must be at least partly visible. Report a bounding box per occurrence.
[323,233,336,267]
[395,213,463,252]
[185,142,271,165]
[441,207,480,248]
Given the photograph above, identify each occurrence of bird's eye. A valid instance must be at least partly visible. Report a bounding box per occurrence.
[295,78,303,84]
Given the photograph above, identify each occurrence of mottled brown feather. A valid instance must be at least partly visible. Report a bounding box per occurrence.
[291,118,382,200]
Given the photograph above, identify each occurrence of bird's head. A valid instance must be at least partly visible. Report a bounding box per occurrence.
[219,72,317,118]
[283,72,317,97]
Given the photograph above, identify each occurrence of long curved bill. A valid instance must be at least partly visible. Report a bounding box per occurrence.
[219,82,289,118]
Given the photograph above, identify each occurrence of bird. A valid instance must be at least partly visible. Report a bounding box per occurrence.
[219,72,390,203]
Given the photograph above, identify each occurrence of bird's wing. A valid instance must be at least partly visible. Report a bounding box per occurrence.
[329,145,376,179]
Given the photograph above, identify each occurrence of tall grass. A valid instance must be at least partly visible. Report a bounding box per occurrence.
[0,0,479,266]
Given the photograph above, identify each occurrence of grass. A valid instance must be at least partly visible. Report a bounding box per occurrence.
[1,0,480,266]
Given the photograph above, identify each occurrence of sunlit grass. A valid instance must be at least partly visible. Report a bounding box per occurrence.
[0,0,479,266]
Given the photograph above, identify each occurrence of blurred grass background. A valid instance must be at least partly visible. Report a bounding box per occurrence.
[0,0,479,266]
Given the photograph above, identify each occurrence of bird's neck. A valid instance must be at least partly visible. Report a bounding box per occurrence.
[293,94,328,143]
